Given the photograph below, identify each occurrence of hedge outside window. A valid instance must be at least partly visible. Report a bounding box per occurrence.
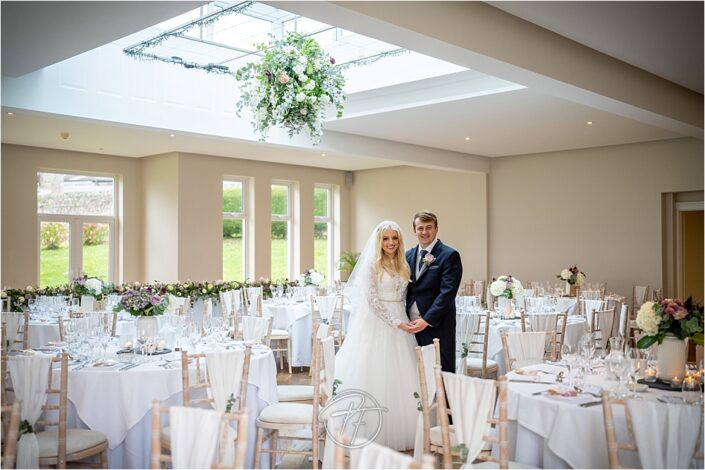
[223,179,247,281]
[271,182,292,281]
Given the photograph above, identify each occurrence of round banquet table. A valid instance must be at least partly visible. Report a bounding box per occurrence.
[499,363,703,468]
[52,343,278,469]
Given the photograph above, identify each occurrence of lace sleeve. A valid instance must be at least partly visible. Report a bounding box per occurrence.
[368,268,402,329]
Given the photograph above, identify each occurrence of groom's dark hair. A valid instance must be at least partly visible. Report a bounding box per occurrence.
[413,211,438,229]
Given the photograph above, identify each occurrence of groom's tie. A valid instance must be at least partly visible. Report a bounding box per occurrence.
[418,249,428,272]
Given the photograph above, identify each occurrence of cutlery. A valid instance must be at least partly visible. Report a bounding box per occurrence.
[574,386,601,398]
[509,379,555,384]
[579,400,603,407]
[119,363,139,371]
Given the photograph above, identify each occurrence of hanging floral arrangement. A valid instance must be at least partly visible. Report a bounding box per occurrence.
[235,32,346,145]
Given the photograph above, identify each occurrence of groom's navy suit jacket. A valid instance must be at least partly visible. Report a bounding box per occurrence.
[405,239,462,372]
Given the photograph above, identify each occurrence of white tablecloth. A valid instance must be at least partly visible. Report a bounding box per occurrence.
[501,363,702,468]
[28,319,135,349]
[487,317,588,375]
[54,344,278,469]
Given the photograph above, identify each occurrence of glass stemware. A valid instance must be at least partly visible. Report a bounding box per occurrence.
[561,343,577,389]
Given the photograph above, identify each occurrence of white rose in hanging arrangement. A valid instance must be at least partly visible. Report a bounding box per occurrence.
[235,32,346,146]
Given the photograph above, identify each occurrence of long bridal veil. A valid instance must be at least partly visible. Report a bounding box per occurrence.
[344,220,403,324]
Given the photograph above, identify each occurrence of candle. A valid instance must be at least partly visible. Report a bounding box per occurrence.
[123,341,133,350]
[644,366,657,382]
[157,340,166,350]
[671,376,683,388]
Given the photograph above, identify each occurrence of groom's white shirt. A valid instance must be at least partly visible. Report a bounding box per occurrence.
[409,237,438,321]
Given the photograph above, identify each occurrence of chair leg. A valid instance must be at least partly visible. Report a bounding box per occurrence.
[100,449,108,469]
[287,339,292,374]
[270,430,278,470]
[254,427,264,470]
[312,426,319,470]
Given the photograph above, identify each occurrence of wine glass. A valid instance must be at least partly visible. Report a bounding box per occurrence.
[608,352,629,397]
[561,343,577,389]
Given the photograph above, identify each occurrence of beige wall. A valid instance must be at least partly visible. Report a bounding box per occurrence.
[489,137,704,299]
[170,152,349,282]
[141,153,179,282]
[349,166,487,284]
[1,144,142,286]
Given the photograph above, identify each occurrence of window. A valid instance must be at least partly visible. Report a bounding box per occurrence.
[37,172,116,287]
[314,185,333,282]
[271,182,292,280]
[223,179,247,281]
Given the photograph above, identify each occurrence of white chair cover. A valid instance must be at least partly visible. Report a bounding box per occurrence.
[316,322,331,339]
[8,354,52,469]
[556,297,578,315]
[505,331,546,369]
[170,406,223,469]
[219,291,233,317]
[442,372,496,465]
[627,400,702,469]
[618,304,629,337]
[231,290,242,314]
[248,294,260,316]
[2,312,23,351]
[352,441,415,469]
[529,313,557,333]
[413,343,439,461]
[316,295,337,322]
[456,313,480,374]
[526,296,547,314]
[205,350,245,412]
[320,336,336,397]
[242,316,268,342]
[582,290,601,300]
[583,300,605,324]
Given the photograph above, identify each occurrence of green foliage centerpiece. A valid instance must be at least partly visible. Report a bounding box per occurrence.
[236,32,346,145]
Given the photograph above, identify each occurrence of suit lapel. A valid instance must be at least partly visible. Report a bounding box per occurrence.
[416,240,443,282]
[408,247,418,283]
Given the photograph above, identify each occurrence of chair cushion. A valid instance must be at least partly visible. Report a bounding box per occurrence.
[465,357,498,369]
[473,460,537,469]
[430,425,456,446]
[271,329,290,338]
[277,385,314,402]
[258,403,313,424]
[36,429,107,458]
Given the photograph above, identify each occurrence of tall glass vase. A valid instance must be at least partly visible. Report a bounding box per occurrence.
[498,297,512,319]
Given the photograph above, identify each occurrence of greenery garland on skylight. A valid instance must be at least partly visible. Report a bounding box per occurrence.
[235,32,346,145]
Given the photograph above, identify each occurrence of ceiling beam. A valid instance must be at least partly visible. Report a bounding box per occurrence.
[267,1,703,138]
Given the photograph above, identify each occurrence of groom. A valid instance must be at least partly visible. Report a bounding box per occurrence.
[404,211,463,372]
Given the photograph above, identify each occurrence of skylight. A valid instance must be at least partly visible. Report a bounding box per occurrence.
[123,1,467,94]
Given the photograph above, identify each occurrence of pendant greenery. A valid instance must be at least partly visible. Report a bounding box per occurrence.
[235,32,346,145]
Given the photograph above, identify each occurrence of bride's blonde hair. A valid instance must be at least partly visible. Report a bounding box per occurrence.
[373,222,411,282]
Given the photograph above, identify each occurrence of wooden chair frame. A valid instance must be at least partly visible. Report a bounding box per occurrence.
[591,307,617,352]
[151,402,249,469]
[1,400,21,469]
[500,329,557,372]
[181,346,252,410]
[2,311,29,350]
[463,311,497,379]
[436,366,509,469]
[520,312,567,358]
[254,338,326,469]
[415,339,441,456]
[3,352,108,468]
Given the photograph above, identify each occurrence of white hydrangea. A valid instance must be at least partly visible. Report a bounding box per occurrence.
[560,269,571,280]
[293,63,305,76]
[304,80,315,91]
[310,271,324,286]
[512,279,524,297]
[296,92,307,102]
[85,278,103,295]
[490,279,507,296]
[636,301,661,335]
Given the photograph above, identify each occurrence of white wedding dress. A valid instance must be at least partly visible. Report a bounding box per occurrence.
[335,270,419,451]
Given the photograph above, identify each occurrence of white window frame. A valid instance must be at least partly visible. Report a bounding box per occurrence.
[314,184,335,281]
[36,171,118,285]
[223,177,248,281]
[271,181,293,280]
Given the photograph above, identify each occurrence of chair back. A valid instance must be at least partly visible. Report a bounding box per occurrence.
[241,316,272,345]
[462,311,494,378]
[151,402,249,469]
[501,330,555,371]
[1,400,21,469]
[181,346,252,412]
[591,307,617,352]
[1,312,28,351]
[632,285,651,316]
[415,339,440,454]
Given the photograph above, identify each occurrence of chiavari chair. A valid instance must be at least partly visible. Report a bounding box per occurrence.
[415,339,444,458]
[500,330,556,372]
[1,400,21,469]
[462,311,498,379]
[1,312,28,351]
[276,323,331,405]
[631,285,651,319]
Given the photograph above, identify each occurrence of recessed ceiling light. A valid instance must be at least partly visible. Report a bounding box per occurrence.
[169,133,175,137]
[587,121,593,125]
[6,112,13,115]
[464,137,470,141]
[321,153,327,157]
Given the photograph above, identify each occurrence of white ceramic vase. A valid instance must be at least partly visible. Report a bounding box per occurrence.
[498,296,512,319]
[136,315,160,339]
[657,335,687,381]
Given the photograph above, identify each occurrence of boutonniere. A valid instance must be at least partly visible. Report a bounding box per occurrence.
[422,253,436,267]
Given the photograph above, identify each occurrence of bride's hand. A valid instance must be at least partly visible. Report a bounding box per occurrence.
[398,321,412,333]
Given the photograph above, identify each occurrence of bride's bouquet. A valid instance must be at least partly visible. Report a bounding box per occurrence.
[490,275,524,299]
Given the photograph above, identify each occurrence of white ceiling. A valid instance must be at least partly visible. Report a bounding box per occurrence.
[1,1,702,171]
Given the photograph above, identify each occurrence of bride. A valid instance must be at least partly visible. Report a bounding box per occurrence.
[334,221,419,451]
